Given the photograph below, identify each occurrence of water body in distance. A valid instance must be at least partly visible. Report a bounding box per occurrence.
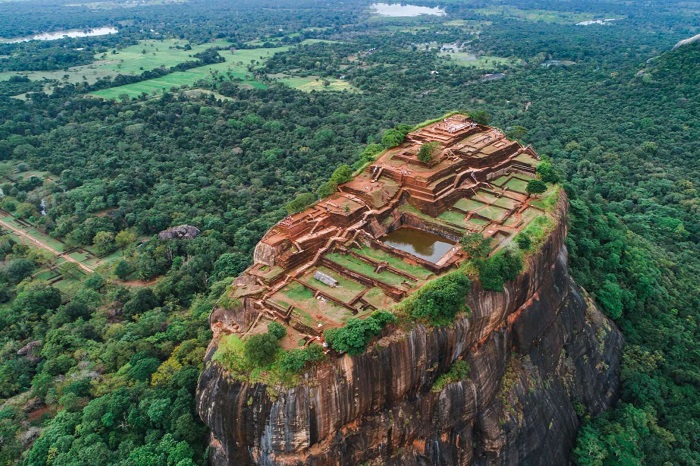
[1,27,118,43]
[371,3,446,17]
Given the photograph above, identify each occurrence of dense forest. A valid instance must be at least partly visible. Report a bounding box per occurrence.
[0,0,699,464]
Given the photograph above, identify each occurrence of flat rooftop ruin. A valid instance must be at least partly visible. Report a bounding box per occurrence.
[216,114,547,348]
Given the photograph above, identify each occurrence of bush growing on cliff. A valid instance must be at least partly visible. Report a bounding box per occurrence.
[324,310,396,355]
[278,344,325,374]
[432,360,470,392]
[403,272,471,325]
[477,249,523,291]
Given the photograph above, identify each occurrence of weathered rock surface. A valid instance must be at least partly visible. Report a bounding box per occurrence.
[157,224,201,240]
[197,199,623,465]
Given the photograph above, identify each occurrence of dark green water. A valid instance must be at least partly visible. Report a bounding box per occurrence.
[382,227,454,263]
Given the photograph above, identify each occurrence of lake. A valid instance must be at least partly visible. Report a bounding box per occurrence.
[371,3,446,17]
[2,27,118,44]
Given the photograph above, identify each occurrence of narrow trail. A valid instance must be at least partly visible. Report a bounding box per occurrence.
[0,218,94,274]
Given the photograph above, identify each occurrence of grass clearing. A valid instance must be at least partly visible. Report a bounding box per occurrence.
[474,6,597,24]
[276,75,357,92]
[478,205,509,222]
[441,52,522,70]
[91,46,291,99]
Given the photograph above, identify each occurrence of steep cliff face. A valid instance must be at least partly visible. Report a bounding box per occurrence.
[197,198,623,465]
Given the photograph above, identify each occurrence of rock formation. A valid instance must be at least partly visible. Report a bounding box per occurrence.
[157,224,201,240]
[196,116,622,465]
[197,193,623,465]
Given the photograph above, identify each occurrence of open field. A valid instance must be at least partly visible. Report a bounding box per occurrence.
[441,52,522,70]
[474,7,598,24]
[0,38,232,86]
[276,75,357,92]
[91,45,291,99]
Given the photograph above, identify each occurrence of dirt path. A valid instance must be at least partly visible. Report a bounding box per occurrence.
[0,218,94,274]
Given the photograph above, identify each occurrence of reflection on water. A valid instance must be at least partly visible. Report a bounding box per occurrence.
[382,227,454,263]
[371,3,446,17]
[2,27,118,43]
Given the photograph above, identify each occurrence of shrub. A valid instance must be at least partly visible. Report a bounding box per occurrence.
[477,249,523,291]
[461,232,491,259]
[417,142,440,163]
[324,311,396,355]
[244,333,279,366]
[432,360,470,392]
[526,179,547,196]
[278,344,325,374]
[515,234,531,251]
[536,160,559,183]
[405,272,470,324]
[267,321,287,340]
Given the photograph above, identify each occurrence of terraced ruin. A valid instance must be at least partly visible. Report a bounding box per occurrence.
[213,114,546,347]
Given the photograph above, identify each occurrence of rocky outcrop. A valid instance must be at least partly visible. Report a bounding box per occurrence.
[196,197,623,465]
[157,224,201,240]
[673,33,700,50]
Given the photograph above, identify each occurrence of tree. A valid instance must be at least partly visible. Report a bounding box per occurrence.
[461,233,491,259]
[114,260,133,280]
[330,164,353,184]
[115,230,137,249]
[244,333,279,366]
[417,142,440,163]
[381,129,406,148]
[406,273,470,324]
[15,202,38,219]
[285,192,316,215]
[536,160,559,183]
[267,321,287,340]
[526,179,547,196]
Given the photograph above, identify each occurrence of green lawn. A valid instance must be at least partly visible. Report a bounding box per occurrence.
[299,266,367,303]
[504,177,529,194]
[276,75,357,92]
[453,198,487,212]
[478,205,509,222]
[493,196,519,210]
[325,252,407,287]
[491,175,510,187]
[438,209,468,228]
[351,246,433,279]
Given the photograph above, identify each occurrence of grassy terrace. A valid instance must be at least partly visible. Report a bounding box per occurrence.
[299,266,366,303]
[325,252,409,287]
[351,245,434,279]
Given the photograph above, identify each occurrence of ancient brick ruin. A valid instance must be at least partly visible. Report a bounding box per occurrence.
[213,115,544,347]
